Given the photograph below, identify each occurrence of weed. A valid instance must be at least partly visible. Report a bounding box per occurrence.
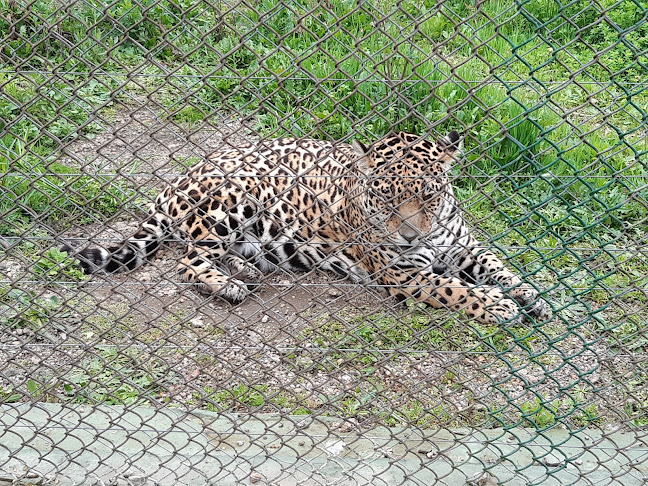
[0,385,21,403]
[62,347,176,405]
[200,384,268,411]
[520,397,561,429]
[33,248,87,283]
[519,394,603,430]
[0,289,69,330]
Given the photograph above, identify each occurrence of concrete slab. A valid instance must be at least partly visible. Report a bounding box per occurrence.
[1,404,647,485]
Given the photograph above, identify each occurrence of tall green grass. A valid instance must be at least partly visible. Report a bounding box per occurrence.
[1,0,647,245]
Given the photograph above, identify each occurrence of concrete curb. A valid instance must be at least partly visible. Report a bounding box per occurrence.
[0,404,646,485]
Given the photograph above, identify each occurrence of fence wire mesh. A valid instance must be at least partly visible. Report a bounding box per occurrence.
[1,0,648,484]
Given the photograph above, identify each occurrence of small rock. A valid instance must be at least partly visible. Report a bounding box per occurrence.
[123,475,147,486]
[542,456,564,467]
[323,439,346,456]
[261,315,269,323]
[236,441,244,447]
[250,472,263,483]
[296,356,313,367]
[338,418,356,432]
[467,472,498,486]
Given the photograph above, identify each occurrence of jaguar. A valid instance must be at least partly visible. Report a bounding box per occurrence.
[64,131,551,325]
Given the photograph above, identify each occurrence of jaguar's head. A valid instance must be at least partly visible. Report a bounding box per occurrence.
[353,131,460,246]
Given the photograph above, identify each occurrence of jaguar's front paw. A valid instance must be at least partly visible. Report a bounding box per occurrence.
[194,278,250,304]
[510,285,552,321]
[483,298,524,326]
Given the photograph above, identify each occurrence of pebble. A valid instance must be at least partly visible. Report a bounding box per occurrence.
[250,472,263,483]
[542,456,564,467]
[261,315,269,323]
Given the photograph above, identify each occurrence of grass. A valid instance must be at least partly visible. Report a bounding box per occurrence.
[184,376,604,430]
[1,0,645,258]
[0,70,136,235]
[297,301,552,364]
[4,346,178,405]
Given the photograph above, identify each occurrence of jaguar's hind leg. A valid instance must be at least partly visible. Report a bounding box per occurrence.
[178,245,262,303]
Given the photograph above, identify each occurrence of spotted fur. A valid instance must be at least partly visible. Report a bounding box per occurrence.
[63,131,551,325]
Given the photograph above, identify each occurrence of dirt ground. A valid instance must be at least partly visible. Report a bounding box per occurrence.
[0,99,642,431]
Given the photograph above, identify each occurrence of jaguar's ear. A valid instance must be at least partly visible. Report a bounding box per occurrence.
[352,139,369,154]
[352,139,375,173]
[437,130,461,170]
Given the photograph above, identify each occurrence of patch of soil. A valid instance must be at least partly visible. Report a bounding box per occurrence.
[59,98,255,177]
[0,99,641,432]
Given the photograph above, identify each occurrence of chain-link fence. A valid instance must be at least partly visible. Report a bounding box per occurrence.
[1,0,648,484]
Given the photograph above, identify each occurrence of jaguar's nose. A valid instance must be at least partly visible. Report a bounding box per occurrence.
[399,222,420,243]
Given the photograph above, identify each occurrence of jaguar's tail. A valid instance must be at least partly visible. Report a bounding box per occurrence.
[62,212,172,274]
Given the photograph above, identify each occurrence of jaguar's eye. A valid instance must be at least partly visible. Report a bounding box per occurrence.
[422,192,438,202]
[371,181,391,198]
